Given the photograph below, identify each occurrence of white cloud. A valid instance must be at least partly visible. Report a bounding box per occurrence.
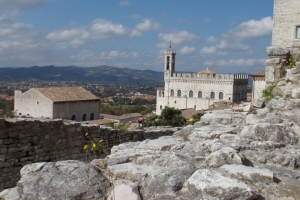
[200,46,216,55]
[135,19,160,31]
[204,58,266,67]
[46,28,89,41]
[158,31,199,45]
[179,46,195,54]
[0,0,51,10]
[207,36,217,43]
[90,19,130,39]
[225,17,273,40]
[119,0,130,6]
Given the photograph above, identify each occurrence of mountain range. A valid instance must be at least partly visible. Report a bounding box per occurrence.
[0,65,164,85]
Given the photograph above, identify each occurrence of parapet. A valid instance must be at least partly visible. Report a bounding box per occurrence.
[169,72,248,81]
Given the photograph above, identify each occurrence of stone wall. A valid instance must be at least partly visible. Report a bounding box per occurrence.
[0,118,176,191]
[272,0,300,47]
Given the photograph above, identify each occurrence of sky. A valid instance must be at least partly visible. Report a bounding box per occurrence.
[0,0,274,73]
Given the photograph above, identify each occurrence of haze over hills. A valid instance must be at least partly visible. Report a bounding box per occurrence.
[0,65,164,85]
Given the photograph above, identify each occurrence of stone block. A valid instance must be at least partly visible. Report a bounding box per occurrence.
[265,66,275,83]
[266,46,290,56]
[266,58,281,65]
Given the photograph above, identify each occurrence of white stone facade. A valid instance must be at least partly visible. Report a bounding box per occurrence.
[272,0,300,47]
[156,50,248,115]
[14,87,100,121]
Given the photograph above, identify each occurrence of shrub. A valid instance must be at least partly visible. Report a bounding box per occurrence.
[262,84,275,101]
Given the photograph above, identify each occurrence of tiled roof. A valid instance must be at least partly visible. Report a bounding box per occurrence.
[250,70,265,77]
[198,67,217,74]
[34,87,99,102]
[101,113,143,120]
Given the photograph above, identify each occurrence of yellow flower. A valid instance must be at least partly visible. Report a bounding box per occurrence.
[189,118,194,122]
[83,145,88,150]
[99,139,104,143]
[92,143,96,149]
[85,132,88,136]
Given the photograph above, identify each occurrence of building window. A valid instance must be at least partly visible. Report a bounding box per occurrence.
[170,89,174,97]
[82,114,87,121]
[296,26,300,39]
[198,91,202,98]
[189,90,193,98]
[162,92,164,97]
[219,92,224,100]
[210,92,215,99]
[160,105,162,110]
[71,115,76,121]
[177,90,181,97]
[90,113,94,120]
[37,101,39,104]
[166,56,170,70]
[159,91,162,97]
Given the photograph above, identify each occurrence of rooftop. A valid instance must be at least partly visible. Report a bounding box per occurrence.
[198,67,217,74]
[250,70,265,77]
[34,86,99,102]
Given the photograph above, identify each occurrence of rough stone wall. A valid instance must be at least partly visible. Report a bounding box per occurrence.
[272,0,300,47]
[0,118,175,191]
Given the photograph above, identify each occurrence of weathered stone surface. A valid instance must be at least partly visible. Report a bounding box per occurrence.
[252,98,265,108]
[202,147,244,168]
[16,160,111,200]
[187,169,259,200]
[200,112,231,125]
[220,164,274,182]
[266,47,290,56]
[241,123,298,144]
[107,182,141,200]
[0,187,20,200]
[265,66,275,83]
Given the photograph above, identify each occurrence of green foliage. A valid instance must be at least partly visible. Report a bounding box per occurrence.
[286,55,296,68]
[7,110,16,118]
[107,122,129,132]
[262,84,275,101]
[188,112,205,125]
[143,107,186,127]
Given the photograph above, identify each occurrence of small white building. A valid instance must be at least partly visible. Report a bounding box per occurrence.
[14,86,100,121]
[156,48,248,115]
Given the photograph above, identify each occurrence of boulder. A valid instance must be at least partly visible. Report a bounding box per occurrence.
[200,112,231,125]
[187,169,259,199]
[15,160,111,200]
[202,147,244,168]
[240,123,298,145]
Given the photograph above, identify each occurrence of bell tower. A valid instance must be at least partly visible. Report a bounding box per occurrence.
[164,43,176,80]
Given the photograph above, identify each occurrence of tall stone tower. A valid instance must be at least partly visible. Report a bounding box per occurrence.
[272,0,300,47]
[164,47,176,80]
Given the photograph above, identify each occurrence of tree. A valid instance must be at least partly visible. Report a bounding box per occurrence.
[143,107,186,127]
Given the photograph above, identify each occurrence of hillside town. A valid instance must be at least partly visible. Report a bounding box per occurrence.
[1,0,300,199]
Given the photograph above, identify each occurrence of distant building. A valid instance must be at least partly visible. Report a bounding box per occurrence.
[14,86,100,121]
[250,70,266,107]
[100,113,143,124]
[156,48,248,115]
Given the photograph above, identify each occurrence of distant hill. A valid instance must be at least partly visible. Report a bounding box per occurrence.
[0,65,164,85]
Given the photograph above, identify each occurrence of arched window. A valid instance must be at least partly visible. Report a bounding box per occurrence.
[82,114,87,121]
[210,92,215,99]
[219,92,223,100]
[160,105,162,110]
[90,113,94,120]
[166,56,170,70]
[189,90,193,98]
[162,92,164,97]
[170,89,174,97]
[177,90,181,97]
[198,91,202,98]
[71,115,76,121]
